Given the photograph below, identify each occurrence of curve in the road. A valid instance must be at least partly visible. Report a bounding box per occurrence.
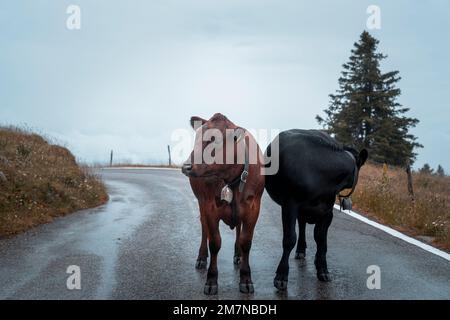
[0,168,448,300]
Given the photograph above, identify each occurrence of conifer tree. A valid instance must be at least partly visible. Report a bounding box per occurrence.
[317,31,422,166]
[436,165,445,177]
[419,163,433,175]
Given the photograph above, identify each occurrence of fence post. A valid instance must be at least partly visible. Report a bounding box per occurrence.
[110,150,113,167]
[405,160,414,201]
[167,145,172,167]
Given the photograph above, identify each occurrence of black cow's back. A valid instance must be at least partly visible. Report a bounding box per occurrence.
[265,129,354,207]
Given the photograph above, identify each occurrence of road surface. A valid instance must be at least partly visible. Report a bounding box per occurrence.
[0,168,449,299]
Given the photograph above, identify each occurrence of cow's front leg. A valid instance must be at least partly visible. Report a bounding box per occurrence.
[238,218,256,294]
[274,201,298,291]
[196,214,208,269]
[204,219,221,295]
[314,210,333,282]
[295,218,307,260]
[233,223,241,265]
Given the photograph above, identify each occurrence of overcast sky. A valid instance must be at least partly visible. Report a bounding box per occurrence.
[1,1,449,169]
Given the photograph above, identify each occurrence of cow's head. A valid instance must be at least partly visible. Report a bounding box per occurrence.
[181,113,246,180]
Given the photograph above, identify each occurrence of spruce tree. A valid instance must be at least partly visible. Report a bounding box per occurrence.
[316,31,422,166]
[436,165,445,177]
[419,163,433,175]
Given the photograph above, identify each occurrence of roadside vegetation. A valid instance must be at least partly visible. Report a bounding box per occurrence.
[314,31,449,252]
[0,127,108,237]
[351,162,450,251]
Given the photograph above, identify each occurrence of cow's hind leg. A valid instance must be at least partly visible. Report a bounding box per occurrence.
[239,219,256,293]
[314,210,333,282]
[196,214,208,269]
[204,220,221,295]
[274,201,298,291]
[233,223,241,265]
[295,218,307,260]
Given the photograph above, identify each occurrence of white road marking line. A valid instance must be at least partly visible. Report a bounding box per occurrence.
[334,204,450,261]
[102,167,180,171]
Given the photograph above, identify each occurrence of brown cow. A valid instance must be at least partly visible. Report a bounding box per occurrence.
[181,113,265,295]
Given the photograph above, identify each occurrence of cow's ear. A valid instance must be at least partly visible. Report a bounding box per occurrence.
[190,116,206,130]
[358,149,368,166]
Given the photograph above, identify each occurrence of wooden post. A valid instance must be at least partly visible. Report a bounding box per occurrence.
[405,160,414,201]
[167,145,172,167]
[110,150,113,167]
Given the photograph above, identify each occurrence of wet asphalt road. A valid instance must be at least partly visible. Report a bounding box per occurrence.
[0,168,449,300]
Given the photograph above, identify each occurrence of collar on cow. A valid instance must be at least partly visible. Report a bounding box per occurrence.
[226,131,249,193]
[338,151,359,199]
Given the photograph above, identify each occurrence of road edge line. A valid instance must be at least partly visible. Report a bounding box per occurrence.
[333,204,450,261]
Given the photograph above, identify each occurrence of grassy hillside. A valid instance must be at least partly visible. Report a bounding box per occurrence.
[351,163,450,251]
[0,127,108,237]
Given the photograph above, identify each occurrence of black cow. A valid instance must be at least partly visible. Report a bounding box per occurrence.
[264,129,368,290]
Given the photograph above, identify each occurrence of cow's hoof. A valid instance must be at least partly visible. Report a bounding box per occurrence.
[233,255,241,265]
[295,252,306,260]
[317,272,332,282]
[239,281,254,294]
[195,258,207,269]
[274,275,288,291]
[204,284,218,295]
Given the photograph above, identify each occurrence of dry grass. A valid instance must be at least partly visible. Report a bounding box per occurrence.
[350,162,450,251]
[0,127,108,237]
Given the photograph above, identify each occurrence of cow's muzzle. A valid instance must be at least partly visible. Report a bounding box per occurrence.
[181,163,193,176]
